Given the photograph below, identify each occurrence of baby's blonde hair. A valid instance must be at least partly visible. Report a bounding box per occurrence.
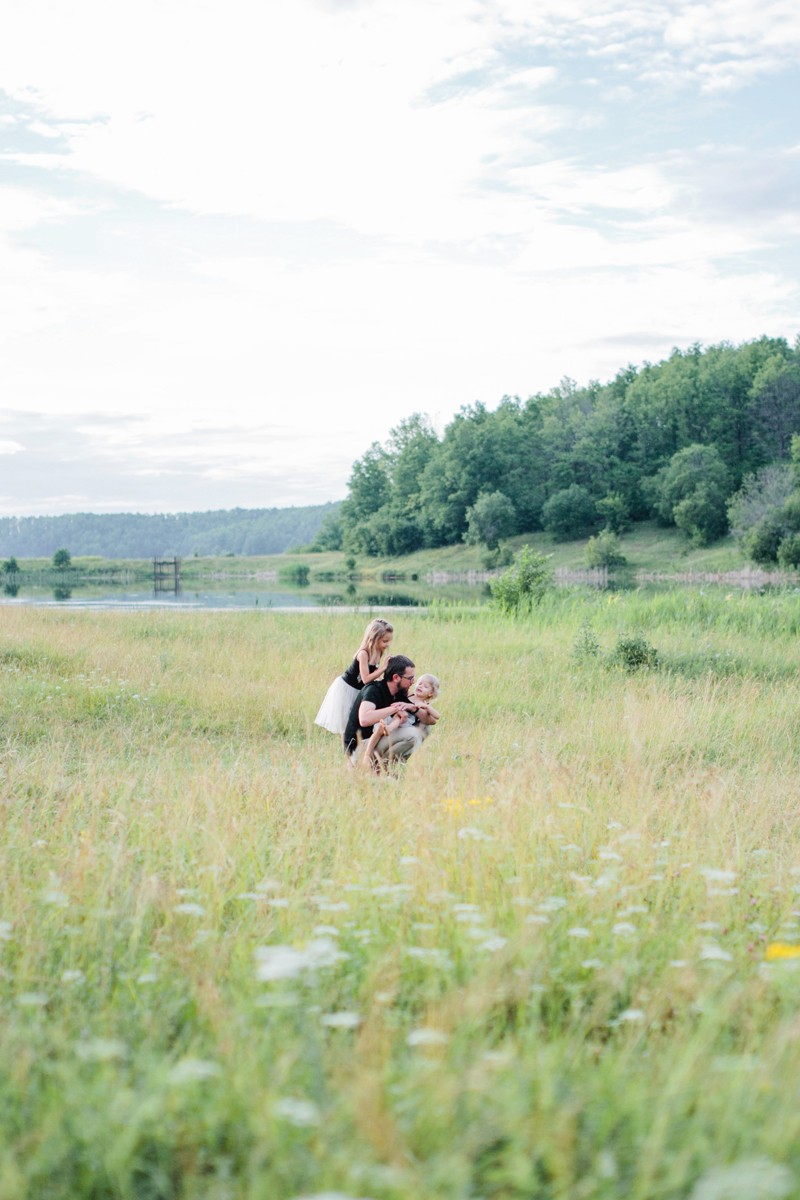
[416,673,440,696]
[361,618,394,662]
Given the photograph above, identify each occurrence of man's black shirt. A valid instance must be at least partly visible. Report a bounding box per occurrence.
[343,680,406,755]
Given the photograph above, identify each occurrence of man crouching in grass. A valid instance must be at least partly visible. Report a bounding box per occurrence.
[343,655,430,770]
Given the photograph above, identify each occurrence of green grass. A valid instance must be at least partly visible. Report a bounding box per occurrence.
[167,521,770,582]
[2,595,800,1198]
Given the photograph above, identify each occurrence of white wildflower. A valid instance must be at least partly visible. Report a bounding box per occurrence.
[254,938,348,983]
[568,927,591,938]
[616,1008,644,1023]
[17,992,48,1007]
[168,1058,222,1083]
[612,922,636,936]
[690,1158,795,1200]
[274,1097,320,1127]
[700,868,737,884]
[76,1038,126,1061]
[321,1011,361,1029]
[174,902,205,916]
[61,969,85,984]
[407,1028,449,1047]
[700,943,733,963]
[457,827,492,841]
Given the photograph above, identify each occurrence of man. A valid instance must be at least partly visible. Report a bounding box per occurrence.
[343,654,422,766]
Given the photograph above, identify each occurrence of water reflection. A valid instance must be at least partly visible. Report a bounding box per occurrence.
[0,564,796,609]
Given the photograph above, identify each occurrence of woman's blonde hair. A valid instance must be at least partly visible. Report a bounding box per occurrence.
[416,673,440,696]
[361,618,394,662]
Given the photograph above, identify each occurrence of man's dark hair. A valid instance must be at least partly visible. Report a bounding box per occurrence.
[384,654,414,683]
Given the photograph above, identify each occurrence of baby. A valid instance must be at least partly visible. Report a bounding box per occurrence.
[361,673,441,772]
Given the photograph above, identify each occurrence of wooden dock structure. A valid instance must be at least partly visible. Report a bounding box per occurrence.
[153,557,181,594]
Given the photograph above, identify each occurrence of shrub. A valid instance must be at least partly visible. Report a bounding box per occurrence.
[52,548,71,570]
[645,444,731,543]
[777,534,800,569]
[573,619,600,660]
[611,634,658,672]
[464,491,517,551]
[727,464,794,539]
[595,492,631,534]
[482,543,514,570]
[490,546,554,615]
[541,485,599,540]
[585,530,627,569]
[742,512,785,564]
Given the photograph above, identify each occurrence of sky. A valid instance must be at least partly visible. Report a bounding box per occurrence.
[1,0,799,517]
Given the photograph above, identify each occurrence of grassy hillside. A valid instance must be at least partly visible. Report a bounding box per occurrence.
[4,522,777,590]
[175,522,756,580]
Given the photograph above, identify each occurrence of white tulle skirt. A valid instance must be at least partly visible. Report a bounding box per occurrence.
[314,675,359,735]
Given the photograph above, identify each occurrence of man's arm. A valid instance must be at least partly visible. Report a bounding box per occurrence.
[358,699,408,728]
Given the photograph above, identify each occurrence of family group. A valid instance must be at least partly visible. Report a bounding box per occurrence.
[314,618,440,771]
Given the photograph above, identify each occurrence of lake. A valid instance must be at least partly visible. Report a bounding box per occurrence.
[0,565,791,610]
[0,574,495,610]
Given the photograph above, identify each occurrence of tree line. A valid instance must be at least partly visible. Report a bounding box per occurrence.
[0,503,340,560]
[312,336,800,559]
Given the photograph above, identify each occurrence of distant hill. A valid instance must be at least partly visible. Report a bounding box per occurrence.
[0,502,341,559]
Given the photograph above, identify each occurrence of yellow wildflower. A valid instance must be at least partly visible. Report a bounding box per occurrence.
[765,943,800,961]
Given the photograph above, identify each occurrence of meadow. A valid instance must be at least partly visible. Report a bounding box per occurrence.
[2,590,800,1199]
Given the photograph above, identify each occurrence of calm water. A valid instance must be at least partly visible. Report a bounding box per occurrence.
[0,567,790,610]
[0,578,493,611]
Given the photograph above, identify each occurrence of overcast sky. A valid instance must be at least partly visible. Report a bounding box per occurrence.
[2,0,799,516]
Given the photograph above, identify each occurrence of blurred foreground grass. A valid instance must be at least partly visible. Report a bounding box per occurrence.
[2,594,800,1199]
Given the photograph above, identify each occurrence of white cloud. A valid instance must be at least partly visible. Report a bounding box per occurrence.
[0,0,798,513]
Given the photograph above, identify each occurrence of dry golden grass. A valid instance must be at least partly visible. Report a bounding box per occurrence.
[1,599,800,1198]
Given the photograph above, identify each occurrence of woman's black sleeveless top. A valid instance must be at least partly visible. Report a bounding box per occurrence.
[341,658,378,688]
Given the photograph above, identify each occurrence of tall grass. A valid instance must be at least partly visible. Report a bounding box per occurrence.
[2,595,800,1198]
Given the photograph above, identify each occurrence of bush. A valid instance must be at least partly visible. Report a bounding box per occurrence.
[490,546,554,615]
[541,485,599,540]
[645,444,730,543]
[611,634,658,672]
[464,491,517,551]
[673,483,729,546]
[595,492,631,534]
[585,530,627,569]
[52,548,71,570]
[727,464,794,540]
[482,543,514,570]
[573,619,600,660]
[777,534,800,569]
[742,512,785,564]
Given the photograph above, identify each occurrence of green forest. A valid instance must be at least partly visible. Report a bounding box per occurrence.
[313,335,800,566]
[0,502,339,560]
